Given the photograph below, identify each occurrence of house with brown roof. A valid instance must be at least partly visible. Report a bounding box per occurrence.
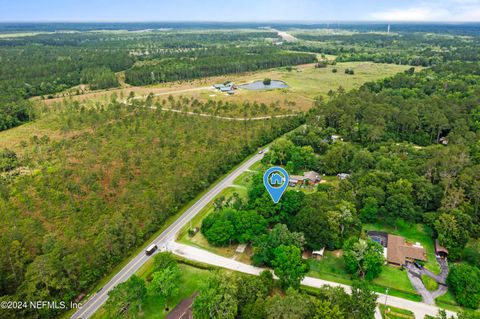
[386,234,427,266]
[289,171,321,186]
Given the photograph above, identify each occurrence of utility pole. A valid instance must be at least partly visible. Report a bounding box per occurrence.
[384,288,389,316]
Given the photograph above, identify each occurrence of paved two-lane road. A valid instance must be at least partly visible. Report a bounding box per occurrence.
[71,150,267,319]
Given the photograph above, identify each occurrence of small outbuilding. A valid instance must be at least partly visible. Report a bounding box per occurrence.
[312,247,325,260]
[236,243,247,254]
[337,173,351,180]
[435,239,448,259]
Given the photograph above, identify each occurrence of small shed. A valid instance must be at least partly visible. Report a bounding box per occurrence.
[435,239,448,259]
[337,173,351,180]
[331,135,343,142]
[312,247,325,260]
[236,243,247,254]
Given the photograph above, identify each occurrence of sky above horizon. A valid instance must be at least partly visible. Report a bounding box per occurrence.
[1,0,479,23]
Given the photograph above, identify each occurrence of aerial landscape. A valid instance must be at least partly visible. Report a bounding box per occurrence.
[0,1,480,319]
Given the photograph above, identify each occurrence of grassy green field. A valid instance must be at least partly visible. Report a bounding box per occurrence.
[192,61,411,111]
[92,260,208,319]
[307,251,421,302]
[436,290,462,312]
[372,266,418,297]
[363,223,441,275]
[379,304,415,319]
[278,62,411,99]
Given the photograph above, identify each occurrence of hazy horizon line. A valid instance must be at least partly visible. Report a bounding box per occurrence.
[0,20,479,24]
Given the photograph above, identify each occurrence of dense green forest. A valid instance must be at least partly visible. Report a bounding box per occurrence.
[261,62,480,259]
[0,97,302,318]
[125,48,315,85]
[0,30,289,131]
[287,32,480,66]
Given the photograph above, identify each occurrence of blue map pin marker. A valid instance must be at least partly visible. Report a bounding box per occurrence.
[263,166,289,204]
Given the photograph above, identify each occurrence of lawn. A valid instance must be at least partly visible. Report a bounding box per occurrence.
[363,222,441,275]
[92,260,208,319]
[307,251,352,285]
[233,170,257,188]
[379,304,415,319]
[307,251,421,301]
[436,290,463,312]
[421,275,439,291]
[372,266,418,297]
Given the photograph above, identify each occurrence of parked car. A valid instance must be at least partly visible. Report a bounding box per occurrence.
[414,261,423,269]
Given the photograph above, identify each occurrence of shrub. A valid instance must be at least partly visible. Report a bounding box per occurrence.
[447,264,480,309]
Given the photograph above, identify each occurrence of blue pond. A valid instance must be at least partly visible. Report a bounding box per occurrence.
[240,80,289,90]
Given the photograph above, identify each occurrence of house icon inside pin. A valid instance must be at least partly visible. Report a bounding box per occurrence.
[270,173,284,186]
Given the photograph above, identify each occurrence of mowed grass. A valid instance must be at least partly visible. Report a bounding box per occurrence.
[278,62,411,99]
[421,275,439,291]
[436,290,463,312]
[363,223,441,275]
[372,266,419,298]
[379,304,415,319]
[307,251,421,301]
[92,260,208,319]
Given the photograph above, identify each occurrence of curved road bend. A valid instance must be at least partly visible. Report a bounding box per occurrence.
[70,150,267,319]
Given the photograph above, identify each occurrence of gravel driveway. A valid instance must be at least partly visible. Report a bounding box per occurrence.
[406,257,449,305]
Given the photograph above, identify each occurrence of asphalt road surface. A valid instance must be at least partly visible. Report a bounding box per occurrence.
[170,242,456,319]
[70,150,267,319]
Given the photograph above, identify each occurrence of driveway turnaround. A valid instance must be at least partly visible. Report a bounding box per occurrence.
[170,241,457,319]
[70,150,267,319]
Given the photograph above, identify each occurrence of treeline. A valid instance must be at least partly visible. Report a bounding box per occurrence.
[150,94,294,117]
[286,32,480,66]
[0,98,302,318]
[125,48,316,85]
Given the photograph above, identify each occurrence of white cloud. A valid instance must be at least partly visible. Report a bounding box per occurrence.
[369,0,480,21]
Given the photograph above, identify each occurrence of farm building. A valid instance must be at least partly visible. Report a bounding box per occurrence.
[213,82,237,94]
[289,171,321,186]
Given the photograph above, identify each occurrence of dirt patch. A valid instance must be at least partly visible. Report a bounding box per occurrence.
[166,292,197,319]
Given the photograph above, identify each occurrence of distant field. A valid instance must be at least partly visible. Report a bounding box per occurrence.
[38,61,411,112]
[184,62,411,111]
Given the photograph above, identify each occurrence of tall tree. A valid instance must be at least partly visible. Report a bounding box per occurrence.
[147,265,181,310]
[272,245,309,289]
[105,275,146,318]
[343,238,384,280]
[193,271,238,319]
[264,288,315,319]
